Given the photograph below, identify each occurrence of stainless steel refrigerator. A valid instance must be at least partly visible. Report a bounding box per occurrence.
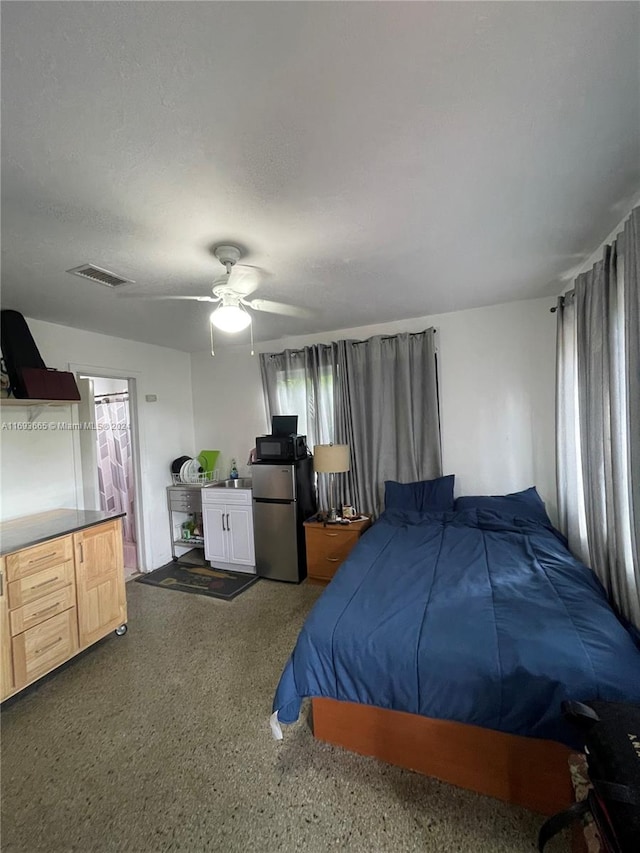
[252,457,316,582]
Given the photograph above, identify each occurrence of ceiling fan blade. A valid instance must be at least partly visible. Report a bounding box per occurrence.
[212,266,261,296]
[117,294,219,302]
[245,298,310,318]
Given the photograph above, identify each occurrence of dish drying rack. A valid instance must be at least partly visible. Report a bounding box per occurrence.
[171,469,220,486]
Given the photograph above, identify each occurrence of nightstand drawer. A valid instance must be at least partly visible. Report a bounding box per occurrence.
[304,523,369,584]
[306,528,358,562]
[307,551,352,581]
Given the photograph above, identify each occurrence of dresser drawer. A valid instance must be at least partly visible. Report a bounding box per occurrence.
[5,536,73,582]
[8,560,75,610]
[12,608,78,687]
[10,584,76,636]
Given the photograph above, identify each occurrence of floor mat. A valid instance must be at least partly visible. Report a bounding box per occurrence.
[136,560,259,600]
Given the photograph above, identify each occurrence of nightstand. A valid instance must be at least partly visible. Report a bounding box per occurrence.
[304,516,372,585]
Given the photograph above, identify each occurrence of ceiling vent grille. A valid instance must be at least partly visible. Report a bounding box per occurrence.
[66,264,134,288]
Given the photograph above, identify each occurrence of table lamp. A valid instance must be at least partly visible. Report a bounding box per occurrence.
[313,444,350,522]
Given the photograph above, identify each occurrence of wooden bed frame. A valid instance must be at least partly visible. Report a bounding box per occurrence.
[312,698,574,816]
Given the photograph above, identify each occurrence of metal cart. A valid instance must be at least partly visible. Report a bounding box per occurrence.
[167,483,205,562]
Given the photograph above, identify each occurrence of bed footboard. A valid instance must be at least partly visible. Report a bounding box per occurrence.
[312,698,573,816]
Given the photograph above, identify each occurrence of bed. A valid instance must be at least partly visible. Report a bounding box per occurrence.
[272,499,640,814]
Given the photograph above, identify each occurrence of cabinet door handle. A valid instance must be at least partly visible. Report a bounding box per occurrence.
[28,551,56,565]
[325,533,339,538]
[326,557,340,562]
[0,573,3,597]
[226,513,230,531]
[79,543,84,563]
[222,514,226,532]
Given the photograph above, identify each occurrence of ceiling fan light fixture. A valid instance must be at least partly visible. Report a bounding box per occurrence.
[210,303,252,333]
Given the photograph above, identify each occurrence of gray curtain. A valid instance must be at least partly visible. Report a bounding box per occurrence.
[622,209,640,609]
[259,345,336,450]
[555,292,590,564]
[260,330,442,518]
[556,206,639,629]
[260,344,336,509]
[338,331,441,516]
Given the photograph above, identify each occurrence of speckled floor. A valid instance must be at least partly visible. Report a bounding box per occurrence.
[1,580,568,852]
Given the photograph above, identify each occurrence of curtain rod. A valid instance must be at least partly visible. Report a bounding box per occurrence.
[549,290,575,313]
[550,214,628,313]
[352,330,436,345]
[267,329,436,356]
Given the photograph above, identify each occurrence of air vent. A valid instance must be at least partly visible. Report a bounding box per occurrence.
[66,264,134,288]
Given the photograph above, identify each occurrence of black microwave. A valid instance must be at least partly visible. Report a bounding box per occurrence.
[255,434,307,462]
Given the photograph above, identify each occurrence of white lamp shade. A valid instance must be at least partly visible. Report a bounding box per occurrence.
[313,444,350,473]
[210,305,251,333]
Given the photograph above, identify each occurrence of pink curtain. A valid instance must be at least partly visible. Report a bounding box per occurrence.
[95,394,136,551]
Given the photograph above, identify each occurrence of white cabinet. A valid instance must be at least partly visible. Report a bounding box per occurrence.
[202,488,255,574]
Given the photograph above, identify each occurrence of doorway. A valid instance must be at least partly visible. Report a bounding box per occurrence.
[80,375,139,581]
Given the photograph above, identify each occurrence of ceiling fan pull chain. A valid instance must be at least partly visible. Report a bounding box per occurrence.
[210,323,216,357]
[250,321,254,357]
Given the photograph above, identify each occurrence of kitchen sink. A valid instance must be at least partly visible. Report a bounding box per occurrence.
[208,478,253,489]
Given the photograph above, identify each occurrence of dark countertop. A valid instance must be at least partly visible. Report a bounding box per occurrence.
[0,509,125,556]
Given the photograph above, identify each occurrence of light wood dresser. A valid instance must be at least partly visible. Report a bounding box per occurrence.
[304,516,372,585]
[0,509,127,701]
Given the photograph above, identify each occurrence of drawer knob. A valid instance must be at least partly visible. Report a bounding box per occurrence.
[325,533,339,538]
[326,557,340,562]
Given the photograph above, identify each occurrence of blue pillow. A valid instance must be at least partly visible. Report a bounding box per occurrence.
[454,487,551,524]
[384,475,455,512]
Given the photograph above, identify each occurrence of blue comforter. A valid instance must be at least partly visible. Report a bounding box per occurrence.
[273,509,640,745]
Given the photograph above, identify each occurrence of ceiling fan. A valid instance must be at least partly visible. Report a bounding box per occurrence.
[123,245,309,337]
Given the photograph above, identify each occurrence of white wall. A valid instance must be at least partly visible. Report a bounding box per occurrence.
[1,298,557,567]
[191,296,558,521]
[90,376,129,396]
[0,319,195,569]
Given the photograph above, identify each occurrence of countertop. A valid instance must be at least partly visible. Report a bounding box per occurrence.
[0,509,125,556]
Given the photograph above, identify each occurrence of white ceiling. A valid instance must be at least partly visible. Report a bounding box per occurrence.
[2,2,639,352]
